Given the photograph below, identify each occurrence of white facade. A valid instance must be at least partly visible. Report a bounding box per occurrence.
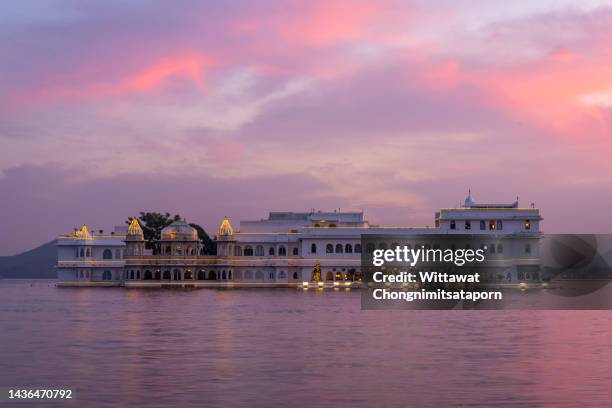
[56,193,543,287]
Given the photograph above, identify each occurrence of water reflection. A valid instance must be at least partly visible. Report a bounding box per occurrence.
[1,280,611,407]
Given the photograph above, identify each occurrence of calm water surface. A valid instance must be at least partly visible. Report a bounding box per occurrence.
[1,279,612,407]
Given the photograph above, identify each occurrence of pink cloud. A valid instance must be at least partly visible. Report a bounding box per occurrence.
[4,54,212,111]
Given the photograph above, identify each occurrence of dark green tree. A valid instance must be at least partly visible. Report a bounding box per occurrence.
[126,212,216,255]
[126,212,181,250]
[190,223,217,255]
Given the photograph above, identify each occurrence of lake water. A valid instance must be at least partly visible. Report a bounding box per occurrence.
[1,279,612,407]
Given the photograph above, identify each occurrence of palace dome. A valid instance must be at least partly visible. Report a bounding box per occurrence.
[160,220,198,241]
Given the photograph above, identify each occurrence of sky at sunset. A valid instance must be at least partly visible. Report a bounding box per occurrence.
[2,0,612,254]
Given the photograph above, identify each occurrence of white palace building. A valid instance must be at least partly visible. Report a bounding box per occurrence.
[56,193,542,288]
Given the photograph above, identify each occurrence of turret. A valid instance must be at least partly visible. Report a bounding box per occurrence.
[125,218,145,256]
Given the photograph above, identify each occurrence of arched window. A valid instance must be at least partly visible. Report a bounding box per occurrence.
[173,270,181,280]
[80,248,85,258]
[184,270,193,280]
[228,271,232,280]
[130,270,134,280]
[269,271,275,280]
[497,243,503,253]
[85,248,91,257]
[525,244,531,254]
[103,270,112,280]
[335,244,343,253]
[163,271,171,280]
[293,272,299,280]
[335,271,343,280]
[198,270,206,280]
[255,245,264,256]
[75,248,80,257]
[244,246,253,256]
[103,249,113,259]
[269,247,275,255]
[222,271,227,280]
[355,244,362,253]
[345,244,352,253]
[496,220,503,230]
[136,270,141,279]
[115,249,121,259]
[279,246,286,256]
[234,246,242,256]
[326,244,334,253]
[490,244,496,254]
[209,271,217,280]
[311,243,317,254]
[155,270,161,280]
[144,270,152,280]
[480,220,486,230]
[292,247,298,256]
[325,271,333,281]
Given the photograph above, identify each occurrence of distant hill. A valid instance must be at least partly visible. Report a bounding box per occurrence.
[0,241,56,279]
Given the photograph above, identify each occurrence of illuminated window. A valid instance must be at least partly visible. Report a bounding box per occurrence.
[480,220,486,230]
[279,246,287,256]
[450,220,456,230]
[345,244,352,253]
[329,224,336,228]
[355,244,362,253]
[489,220,496,230]
[465,221,471,230]
[335,244,343,253]
[524,220,531,230]
[496,220,503,230]
[311,243,317,254]
[326,244,333,253]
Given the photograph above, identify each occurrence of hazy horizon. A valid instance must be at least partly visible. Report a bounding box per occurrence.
[2,0,612,255]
